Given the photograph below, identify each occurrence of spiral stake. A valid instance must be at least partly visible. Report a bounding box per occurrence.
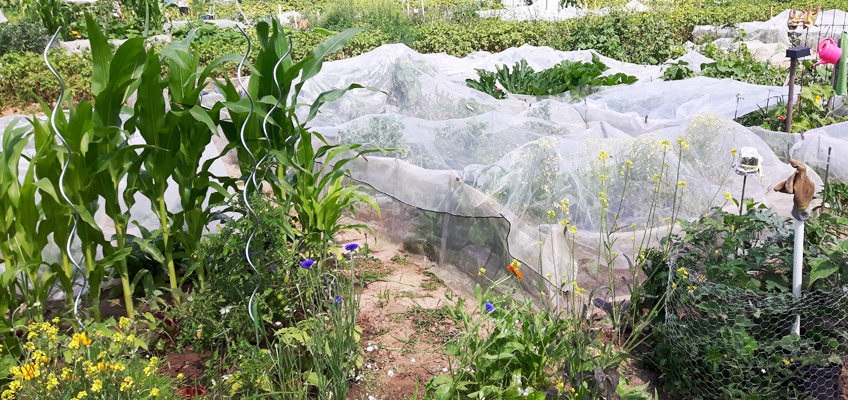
[234,26,263,343]
[45,27,88,330]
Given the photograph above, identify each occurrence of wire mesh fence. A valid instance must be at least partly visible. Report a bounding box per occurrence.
[664,273,848,400]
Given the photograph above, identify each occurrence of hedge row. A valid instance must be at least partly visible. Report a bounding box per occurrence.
[5,0,848,110]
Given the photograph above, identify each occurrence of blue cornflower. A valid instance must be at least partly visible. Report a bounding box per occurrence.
[300,259,315,269]
[484,302,495,312]
[334,295,344,305]
[345,243,359,251]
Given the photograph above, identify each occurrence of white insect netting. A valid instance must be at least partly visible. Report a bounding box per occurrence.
[295,43,844,294]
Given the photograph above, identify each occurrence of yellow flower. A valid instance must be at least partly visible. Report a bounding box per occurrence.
[91,379,102,392]
[20,363,39,380]
[815,95,822,103]
[661,140,670,149]
[176,373,185,380]
[125,334,136,343]
[652,174,660,180]
[26,331,37,340]
[570,226,577,234]
[76,391,88,398]
[61,368,71,380]
[150,387,160,397]
[724,192,732,200]
[599,174,606,180]
[113,332,124,342]
[119,376,134,392]
[598,151,609,160]
[46,373,60,390]
[676,138,689,149]
[730,149,737,156]
[478,268,486,275]
[119,317,132,330]
[677,181,687,187]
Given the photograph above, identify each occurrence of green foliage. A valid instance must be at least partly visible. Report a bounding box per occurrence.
[32,0,72,38]
[699,44,786,85]
[174,196,297,350]
[467,55,637,98]
[465,68,505,99]
[641,189,848,399]
[735,84,847,132]
[0,120,60,331]
[661,60,695,81]
[216,21,382,251]
[426,277,654,400]
[315,0,417,44]
[0,50,91,110]
[0,19,49,57]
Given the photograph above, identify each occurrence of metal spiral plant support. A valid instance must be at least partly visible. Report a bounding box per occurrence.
[235,26,262,342]
[45,28,87,330]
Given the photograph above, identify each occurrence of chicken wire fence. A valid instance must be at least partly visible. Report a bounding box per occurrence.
[663,275,848,400]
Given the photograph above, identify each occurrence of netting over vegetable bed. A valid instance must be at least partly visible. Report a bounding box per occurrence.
[292,43,845,294]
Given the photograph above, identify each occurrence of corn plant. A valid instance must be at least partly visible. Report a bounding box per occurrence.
[128,30,240,291]
[32,15,145,320]
[218,20,382,253]
[0,120,57,329]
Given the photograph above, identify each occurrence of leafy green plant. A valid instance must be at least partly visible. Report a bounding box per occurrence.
[0,50,92,110]
[217,21,382,252]
[466,55,637,99]
[661,60,695,81]
[699,43,786,86]
[0,120,60,331]
[0,19,49,57]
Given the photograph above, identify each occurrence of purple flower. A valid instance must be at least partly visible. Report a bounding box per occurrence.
[484,302,495,312]
[300,259,315,269]
[334,295,343,305]
[15,330,23,338]
[344,243,359,251]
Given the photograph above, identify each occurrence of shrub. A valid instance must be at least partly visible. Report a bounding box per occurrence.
[0,50,92,109]
[0,19,49,57]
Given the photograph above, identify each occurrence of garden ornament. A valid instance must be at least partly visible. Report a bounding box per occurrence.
[45,27,88,330]
[774,159,815,221]
[787,5,820,30]
[814,37,842,67]
[236,25,262,343]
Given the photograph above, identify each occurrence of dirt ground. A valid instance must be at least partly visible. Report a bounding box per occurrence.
[337,228,472,400]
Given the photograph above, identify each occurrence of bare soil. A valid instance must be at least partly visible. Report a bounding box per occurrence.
[337,229,470,400]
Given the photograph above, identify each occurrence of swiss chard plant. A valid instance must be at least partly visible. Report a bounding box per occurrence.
[466,55,637,99]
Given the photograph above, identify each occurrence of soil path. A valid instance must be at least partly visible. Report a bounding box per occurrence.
[337,228,475,400]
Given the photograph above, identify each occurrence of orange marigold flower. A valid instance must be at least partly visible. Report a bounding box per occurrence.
[507,265,523,280]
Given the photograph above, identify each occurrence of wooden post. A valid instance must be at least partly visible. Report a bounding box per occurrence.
[785,46,810,134]
[786,57,798,133]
